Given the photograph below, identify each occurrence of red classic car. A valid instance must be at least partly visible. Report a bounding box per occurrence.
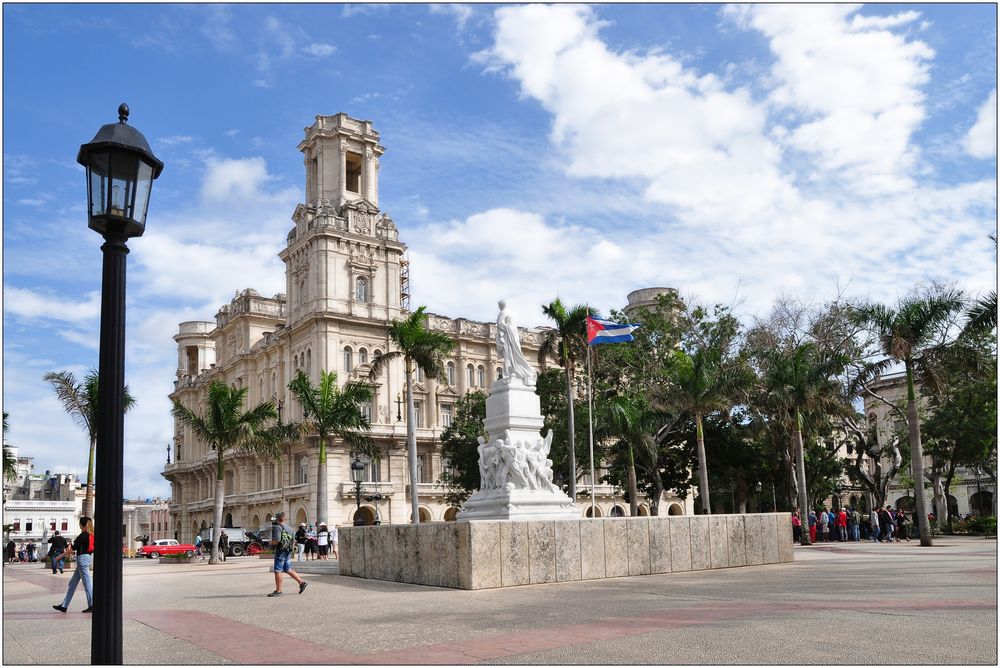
[137,539,197,559]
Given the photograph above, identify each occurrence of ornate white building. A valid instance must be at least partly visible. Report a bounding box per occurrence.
[163,114,684,542]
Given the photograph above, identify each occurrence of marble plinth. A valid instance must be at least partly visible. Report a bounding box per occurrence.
[340,513,794,590]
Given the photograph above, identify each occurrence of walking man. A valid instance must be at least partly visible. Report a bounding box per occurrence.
[869,507,880,542]
[268,512,307,597]
[295,523,307,562]
[219,531,229,562]
[47,531,68,574]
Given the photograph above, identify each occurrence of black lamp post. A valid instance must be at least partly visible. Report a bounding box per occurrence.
[351,456,366,526]
[77,103,162,665]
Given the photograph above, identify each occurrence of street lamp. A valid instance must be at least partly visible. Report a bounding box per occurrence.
[77,103,162,665]
[351,456,366,526]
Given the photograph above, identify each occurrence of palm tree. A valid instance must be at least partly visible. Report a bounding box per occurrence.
[171,381,282,564]
[656,347,748,514]
[368,306,455,524]
[44,370,136,517]
[963,291,997,336]
[853,289,965,547]
[288,369,377,525]
[538,299,593,500]
[604,393,659,516]
[759,343,850,545]
[3,412,16,486]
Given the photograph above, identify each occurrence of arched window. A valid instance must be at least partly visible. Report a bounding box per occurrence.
[298,455,309,485]
[416,366,424,383]
[477,365,485,388]
[293,354,299,369]
[610,505,626,517]
[355,277,369,302]
[358,348,368,365]
[344,347,353,372]
[224,513,233,527]
[373,349,382,359]
[467,364,475,387]
[446,361,455,385]
[306,349,311,373]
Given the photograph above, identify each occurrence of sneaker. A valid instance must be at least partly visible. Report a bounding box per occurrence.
[298,581,308,594]
[52,605,67,613]
[82,607,93,613]
[59,569,64,574]
[266,591,282,597]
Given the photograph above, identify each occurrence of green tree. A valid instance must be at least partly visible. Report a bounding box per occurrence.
[369,306,455,524]
[44,369,136,517]
[603,393,659,516]
[438,391,488,507]
[538,298,593,499]
[853,287,965,546]
[757,342,849,544]
[171,381,283,564]
[3,412,15,485]
[288,369,376,525]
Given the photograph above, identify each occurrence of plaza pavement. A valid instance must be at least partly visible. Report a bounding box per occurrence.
[2,535,995,665]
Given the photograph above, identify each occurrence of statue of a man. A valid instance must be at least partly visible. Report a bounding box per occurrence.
[496,299,537,386]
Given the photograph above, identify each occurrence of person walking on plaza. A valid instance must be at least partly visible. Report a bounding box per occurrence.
[869,508,880,542]
[878,506,893,542]
[317,523,330,560]
[305,525,317,560]
[791,509,802,543]
[895,508,910,542]
[850,507,862,541]
[26,541,36,562]
[827,509,836,542]
[268,512,307,597]
[818,507,829,542]
[47,531,68,574]
[5,538,15,564]
[194,533,205,560]
[219,531,229,562]
[808,510,817,543]
[52,516,94,613]
[295,523,307,562]
[330,524,339,560]
[836,508,848,542]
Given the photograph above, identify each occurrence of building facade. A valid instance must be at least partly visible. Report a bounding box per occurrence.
[163,114,685,542]
[2,445,84,557]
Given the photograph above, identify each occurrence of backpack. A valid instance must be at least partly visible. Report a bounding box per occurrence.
[278,527,295,553]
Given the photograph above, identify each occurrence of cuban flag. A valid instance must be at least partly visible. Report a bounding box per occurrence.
[586,316,640,346]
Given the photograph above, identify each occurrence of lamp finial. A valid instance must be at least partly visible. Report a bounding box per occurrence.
[118,103,129,124]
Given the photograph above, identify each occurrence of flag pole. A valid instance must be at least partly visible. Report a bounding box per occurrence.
[587,309,596,519]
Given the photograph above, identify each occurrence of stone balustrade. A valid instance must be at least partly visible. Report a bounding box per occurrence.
[340,513,793,590]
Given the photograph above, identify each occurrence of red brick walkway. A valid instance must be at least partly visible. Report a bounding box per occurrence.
[6,597,992,664]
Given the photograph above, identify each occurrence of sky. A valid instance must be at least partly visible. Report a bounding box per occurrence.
[2,3,996,499]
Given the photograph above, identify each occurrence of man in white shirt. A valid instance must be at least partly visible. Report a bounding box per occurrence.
[317,523,330,560]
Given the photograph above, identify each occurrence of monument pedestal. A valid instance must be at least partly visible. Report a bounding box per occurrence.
[457,488,578,522]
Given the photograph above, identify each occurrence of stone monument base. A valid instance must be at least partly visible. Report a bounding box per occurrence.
[339,513,793,590]
[456,488,578,522]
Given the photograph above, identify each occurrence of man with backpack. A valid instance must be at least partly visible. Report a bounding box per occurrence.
[268,512,307,597]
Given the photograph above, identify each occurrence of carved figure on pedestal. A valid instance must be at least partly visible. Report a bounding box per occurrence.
[496,299,536,386]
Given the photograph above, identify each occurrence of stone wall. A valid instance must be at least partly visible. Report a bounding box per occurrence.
[339,513,793,590]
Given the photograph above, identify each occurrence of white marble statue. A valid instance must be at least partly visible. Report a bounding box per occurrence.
[496,299,537,386]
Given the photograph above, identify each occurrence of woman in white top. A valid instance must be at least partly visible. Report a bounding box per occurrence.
[316,524,330,560]
[329,525,339,560]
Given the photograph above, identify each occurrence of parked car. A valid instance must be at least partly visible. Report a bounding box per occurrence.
[137,539,196,559]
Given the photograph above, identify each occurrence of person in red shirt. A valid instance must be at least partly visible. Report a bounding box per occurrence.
[836,508,848,542]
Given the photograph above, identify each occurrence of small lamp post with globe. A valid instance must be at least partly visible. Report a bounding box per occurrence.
[77,103,162,664]
[351,456,366,525]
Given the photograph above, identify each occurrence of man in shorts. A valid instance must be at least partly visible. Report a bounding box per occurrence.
[268,512,307,597]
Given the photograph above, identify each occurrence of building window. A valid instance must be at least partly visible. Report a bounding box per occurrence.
[467,364,475,387]
[441,403,453,428]
[414,401,424,428]
[446,361,455,385]
[373,349,382,359]
[306,349,312,374]
[415,366,424,383]
[294,354,299,369]
[344,347,353,372]
[477,365,485,388]
[12,520,19,532]
[355,277,369,302]
[418,453,433,483]
[50,519,56,531]
[358,348,368,365]
[25,520,32,533]
[61,520,68,531]
[346,152,362,193]
[496,367,503,380]
[297,455,309,485]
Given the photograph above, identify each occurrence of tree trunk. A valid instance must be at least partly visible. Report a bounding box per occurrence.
[905,363,933,547]
[316,433,327,525]
[406,364,420,524]
[794,409,811,545]
[84,437,96,518]
[627,444,638,516]
[565,366,577,500]
[695,413,711,514]
[210,455,225,565]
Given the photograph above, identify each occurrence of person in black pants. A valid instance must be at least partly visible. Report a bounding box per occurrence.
[47,531,68,574]
[52,516,94,613]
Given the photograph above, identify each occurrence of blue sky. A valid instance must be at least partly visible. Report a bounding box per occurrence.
[3,4,996,498]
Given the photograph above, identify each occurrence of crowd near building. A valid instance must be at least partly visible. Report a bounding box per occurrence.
[163,113,694,542]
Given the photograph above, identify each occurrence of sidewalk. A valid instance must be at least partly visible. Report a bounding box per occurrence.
[3,535,996,665]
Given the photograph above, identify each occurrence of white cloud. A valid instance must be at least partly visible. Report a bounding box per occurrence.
[964,89,997,158]
[4,287,101,324]
[430,4,473,31]
[729,4,933,195]
[158,135,193,146]
[303,42,336,57]
[342,4,389,18]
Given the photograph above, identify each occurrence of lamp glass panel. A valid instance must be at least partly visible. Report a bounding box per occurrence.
[88,152,109,217]
[351,461,364,483]
[108,151,139,219]
[133,160,154,225]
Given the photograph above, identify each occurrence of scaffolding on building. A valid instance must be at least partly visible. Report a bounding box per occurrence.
[400,253,411,312]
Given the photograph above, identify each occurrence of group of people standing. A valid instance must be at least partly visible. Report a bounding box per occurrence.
[791,505,912,543]
[5,539,38,563]
[294,522,337,561]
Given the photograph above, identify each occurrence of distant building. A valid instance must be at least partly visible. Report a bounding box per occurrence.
[3,445,83,555]
[123,498,172,556]
[163,113,688,541]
